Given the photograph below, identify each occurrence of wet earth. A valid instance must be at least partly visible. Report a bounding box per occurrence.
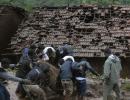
[5,72,130,100]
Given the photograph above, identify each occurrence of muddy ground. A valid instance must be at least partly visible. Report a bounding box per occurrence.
[6,72,130,100]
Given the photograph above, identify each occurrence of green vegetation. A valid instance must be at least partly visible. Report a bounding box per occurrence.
[0,0,130,11]
[0,0,34,11]
[122,83,130,91]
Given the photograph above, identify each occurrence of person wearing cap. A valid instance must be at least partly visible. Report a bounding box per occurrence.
[102,48,122,100]
[72,58,99,100]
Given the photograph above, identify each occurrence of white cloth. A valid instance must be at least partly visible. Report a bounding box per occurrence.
[76,77,86,81]
[63,56,75,62]
[42,47,55,61]
[43,54,49,61]
[43,47,55,54]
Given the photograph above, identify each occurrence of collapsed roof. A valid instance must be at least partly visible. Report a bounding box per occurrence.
[10,5,130,57]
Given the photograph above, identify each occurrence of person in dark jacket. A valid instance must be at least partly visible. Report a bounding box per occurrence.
[0,58,30,100]
[24,62,50,100]
[35,44,45,59]
[60,58,73,100]
[72,58,99,100]
[29,44,39,66]
[15,48,32,97]
[58,55,75,69]
[57,42,74,58]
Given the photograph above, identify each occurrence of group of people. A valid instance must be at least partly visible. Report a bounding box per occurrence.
[0,42,122,100]
[58,45,122,100]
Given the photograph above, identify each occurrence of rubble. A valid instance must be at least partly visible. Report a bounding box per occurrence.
[9,5,130,57]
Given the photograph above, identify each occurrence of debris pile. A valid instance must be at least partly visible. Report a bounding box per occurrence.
[11,5,130,57]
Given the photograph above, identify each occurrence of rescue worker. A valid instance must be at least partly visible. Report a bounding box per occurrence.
[60,58,73,100]
[29,44,37,65]
[72,58,99,100]
[35,44,44,59]
[56,42,74,67]
[103,48,122,100]
[24,62,50,100]
[57,42,74,58]
[15,48,32,97]
[58,56,75,68]
[0,58,30,100]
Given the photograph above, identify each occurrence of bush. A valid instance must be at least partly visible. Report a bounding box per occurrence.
[0,0,130,11]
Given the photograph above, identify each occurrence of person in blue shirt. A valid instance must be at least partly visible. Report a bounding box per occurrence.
[60,58,73,100]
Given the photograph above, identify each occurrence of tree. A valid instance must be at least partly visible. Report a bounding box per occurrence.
[0,0,130,11]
